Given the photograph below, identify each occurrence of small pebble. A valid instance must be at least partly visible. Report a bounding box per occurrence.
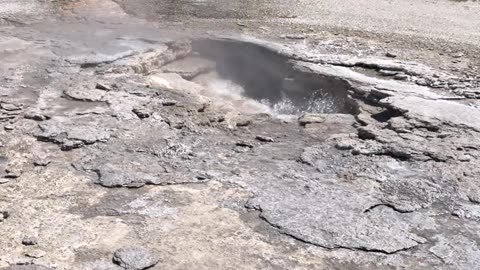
[5,169,21,179]
[22,237,38,246]
[162,100,177,106]
[33,159,51,167]
[385,52,397,58]
[0,211,10,222]
[255,135,275,143]
[236,140,254,148]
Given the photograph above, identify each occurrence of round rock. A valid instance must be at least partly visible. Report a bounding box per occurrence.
[112,247,159,270]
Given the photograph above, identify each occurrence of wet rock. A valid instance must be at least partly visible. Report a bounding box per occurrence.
[112,246,159,270]
[128,40,192,74]
[22,236,38,246]
[24,112,49,121]
[147,73,210,108]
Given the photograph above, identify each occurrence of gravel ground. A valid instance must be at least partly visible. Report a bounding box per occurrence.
[1,1,480,270]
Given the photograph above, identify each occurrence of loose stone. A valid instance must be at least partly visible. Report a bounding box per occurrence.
[113,247,159,270]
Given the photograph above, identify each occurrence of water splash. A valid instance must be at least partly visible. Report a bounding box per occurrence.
[199,77,338,117]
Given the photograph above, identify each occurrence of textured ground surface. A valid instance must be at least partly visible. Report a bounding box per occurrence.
[1,0,480,269]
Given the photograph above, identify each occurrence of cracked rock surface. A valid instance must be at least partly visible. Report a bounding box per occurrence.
[1,1,480,270]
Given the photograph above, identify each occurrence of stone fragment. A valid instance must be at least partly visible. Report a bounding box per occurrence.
[5,168,21,179]
[381,95,480,132]
[66,126,111,144]
[385,52,397,58]
[33,159,51,167]
[298,113,326,126]
[113,247,159,270]
[60,140,84,151]
[255,135,274,143]
[0,211,9,222]
[66,50,138,68]
[468,189,480,204]
[335,138,358,150]
[415,78,429,86]
[161,100,177,106]
[96,82,112,91]
[161,56,216,80]
[357,127,377,140]
[451,52,464,58]
[394,73,409,80]
[132,108,150,119]
[25,249,46,258]
[0,103,21,111]
[128,40,191,74]
[378,69,398,76]
[24,112,49,121]
[22,237,38,246]
[63,88,106,102]
[236,140,254,148]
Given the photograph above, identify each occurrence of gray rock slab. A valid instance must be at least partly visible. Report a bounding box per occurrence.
[381,95,480,132]
[113,247,159,270]
[250,177,426,253]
